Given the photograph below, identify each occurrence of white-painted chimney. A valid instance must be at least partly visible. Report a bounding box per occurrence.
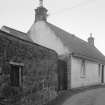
[35,0,48,22]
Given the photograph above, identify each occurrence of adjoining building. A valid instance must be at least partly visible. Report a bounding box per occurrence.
[0,28,58,104]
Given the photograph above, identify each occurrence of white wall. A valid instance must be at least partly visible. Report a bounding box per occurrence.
[28,21,70,55]
[70,56,101,88]
[104,65,105,83]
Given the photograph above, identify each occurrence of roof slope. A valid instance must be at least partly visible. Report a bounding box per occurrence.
[1,24,105,64]
[47,22,105,63]
[1,26,32,42]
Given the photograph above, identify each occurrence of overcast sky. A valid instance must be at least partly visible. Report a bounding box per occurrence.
[0,0,105,55]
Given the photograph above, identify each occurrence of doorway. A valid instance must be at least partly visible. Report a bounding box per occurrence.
[101,65,104,83]
[58,59,68,90]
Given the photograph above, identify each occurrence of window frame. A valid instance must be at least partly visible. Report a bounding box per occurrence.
[80,59,86,78]
[9,61,24,87]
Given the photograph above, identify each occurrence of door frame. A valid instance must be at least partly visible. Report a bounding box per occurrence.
[101,65,104,83]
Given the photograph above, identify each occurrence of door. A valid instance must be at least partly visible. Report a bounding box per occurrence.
[58,59,68,90]
[101,65,104,83]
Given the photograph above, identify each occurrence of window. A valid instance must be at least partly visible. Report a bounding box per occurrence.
[9,62,24,87]
[81,59,86,77]
[98,64,101,77]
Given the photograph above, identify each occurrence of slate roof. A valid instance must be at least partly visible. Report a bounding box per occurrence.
[1,25,59,56]
[1,24,105,64]
[1,26,32,42]
[47,22,105,64]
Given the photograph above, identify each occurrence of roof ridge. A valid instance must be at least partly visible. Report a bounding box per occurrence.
[1,25,33,42]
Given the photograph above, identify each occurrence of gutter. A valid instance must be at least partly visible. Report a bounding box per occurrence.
[71,52,105,65]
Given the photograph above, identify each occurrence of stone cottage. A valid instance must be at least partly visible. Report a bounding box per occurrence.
[27,0,105,89]
[0,28,58,105]
[0,2,105,105]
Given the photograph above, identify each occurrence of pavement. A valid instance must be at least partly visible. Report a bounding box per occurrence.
[48,85,105,105]
[63,87,105,105]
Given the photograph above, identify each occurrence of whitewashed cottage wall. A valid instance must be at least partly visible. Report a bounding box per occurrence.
[104,65,105,83]
[70,56,101,88]
[84,60,100,85]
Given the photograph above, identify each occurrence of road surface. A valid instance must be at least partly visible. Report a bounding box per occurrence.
[63,88,105,105]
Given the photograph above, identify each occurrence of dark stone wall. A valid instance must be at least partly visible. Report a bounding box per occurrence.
[0,31,58,105]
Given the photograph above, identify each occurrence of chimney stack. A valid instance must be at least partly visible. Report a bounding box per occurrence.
[88,33,94,46]
[35,0,48,22]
